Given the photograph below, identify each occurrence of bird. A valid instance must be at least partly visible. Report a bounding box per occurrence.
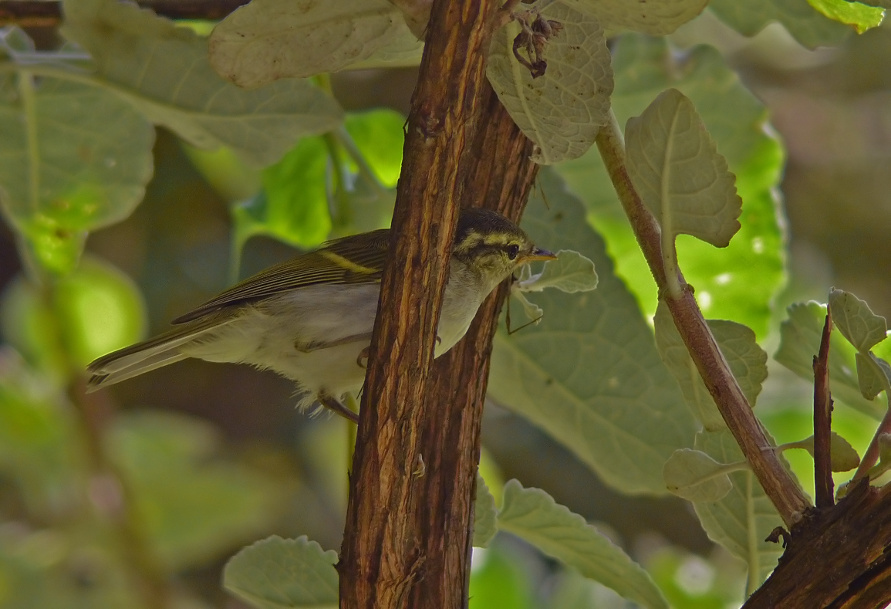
[86,208,556,422]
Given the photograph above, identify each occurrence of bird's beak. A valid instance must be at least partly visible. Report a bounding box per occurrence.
[520,247,558,263]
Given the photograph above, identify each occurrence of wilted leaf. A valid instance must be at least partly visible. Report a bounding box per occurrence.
[487,3,613,164]
[626,88,742,248]
[663,449,734,502]
[498,481,669,609]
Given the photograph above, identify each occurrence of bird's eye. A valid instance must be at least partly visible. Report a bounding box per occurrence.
[506,244,520,260]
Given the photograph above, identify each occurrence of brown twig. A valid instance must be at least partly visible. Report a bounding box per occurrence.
[594,111,811,527]
[814,311,834,508]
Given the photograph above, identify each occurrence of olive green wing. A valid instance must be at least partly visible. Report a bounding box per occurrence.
[173,228,391,324]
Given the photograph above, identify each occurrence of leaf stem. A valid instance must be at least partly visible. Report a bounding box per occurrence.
[595,109,811,527]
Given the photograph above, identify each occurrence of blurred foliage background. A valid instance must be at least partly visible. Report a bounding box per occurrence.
[0,5,890,609]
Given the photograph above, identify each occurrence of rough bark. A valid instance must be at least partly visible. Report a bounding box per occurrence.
[337,0,540,608]
[744,480,891,608]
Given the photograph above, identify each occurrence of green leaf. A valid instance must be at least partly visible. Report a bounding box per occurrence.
[497,481,669,609]
[343,109,405,189]
[829,288,888,352]
[490,168,697,494]
[108,411,284,571]
[559,0,709,34]
[234,137,333,251]
[473,474,498,548]
[709,0,852,48]
[209,0,422,87]
[691,430,786,586]
[776,301,884,418]
[61,0,343,166]
[487,3,613,164]
[626,88,742,249]
[51,257,146,366]
[856,352,888,400]
[654,302,768,430]
[806,0,885,33]
[0,73,154,274]
[515,250,598,294]
[556,37,785,339]
[663,449,734,502]
[781,432,861,472]
[223,536,338,609]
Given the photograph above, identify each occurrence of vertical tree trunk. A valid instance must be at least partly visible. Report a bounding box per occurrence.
[337,0,543,607]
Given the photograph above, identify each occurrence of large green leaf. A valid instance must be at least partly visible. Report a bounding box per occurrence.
[0,31,154,273]
[223,536,338,609]
[654,302,767,430]
[487,2,613,164]
[708,0,851,48]
[61,0,343,166]
[828,288,888,353]
[625,88,742,248]
[556,36,786,338]
[497,481,669,609]
[489,168,697,494]
[209,0,422,87]
[691,430,786,588]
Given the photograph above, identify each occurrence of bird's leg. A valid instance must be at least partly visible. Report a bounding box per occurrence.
[318,391,359,424]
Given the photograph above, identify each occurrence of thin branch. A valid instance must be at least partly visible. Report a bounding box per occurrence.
[813,311,834,508]
[594,110,811,527]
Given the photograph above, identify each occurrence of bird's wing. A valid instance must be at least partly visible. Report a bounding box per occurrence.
[172,228,391,323]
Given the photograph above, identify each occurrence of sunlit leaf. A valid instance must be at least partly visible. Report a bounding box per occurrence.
[209,0,421,87]
[663,449,734,502]
[61,0,343,166]
[223,536,338,609]
[806,0,885,33]
[556,37,785,338]
[781,432,861,472]
[487,3,613,164]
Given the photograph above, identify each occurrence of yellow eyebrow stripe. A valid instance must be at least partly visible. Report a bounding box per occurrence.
[320,251,378,275]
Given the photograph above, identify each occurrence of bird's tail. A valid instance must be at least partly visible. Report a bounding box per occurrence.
[86,315,229,392]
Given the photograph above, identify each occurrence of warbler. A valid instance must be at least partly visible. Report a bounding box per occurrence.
[86,208,555,422]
